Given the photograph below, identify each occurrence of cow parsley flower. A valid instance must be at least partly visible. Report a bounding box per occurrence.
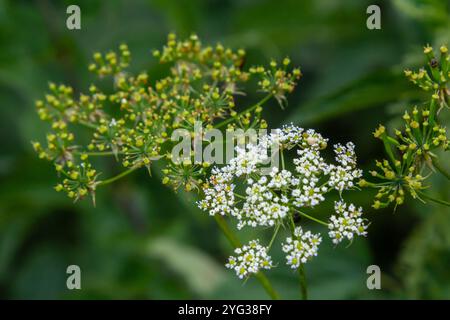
[228,144,269,177]
[240,192,290,229]
[225,240,273,279]
[197,124,368,279]
[328,165,362,192]
[282,227,322,269]
[274,125,328,150]
[328,201,368,244]
[328,142,362,192]
[198,125,364,223]
[294,148,329,178]
[334,142,357,167]
[197,170,237,217]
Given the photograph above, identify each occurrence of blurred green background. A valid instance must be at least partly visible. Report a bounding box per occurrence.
[0,0,449,299]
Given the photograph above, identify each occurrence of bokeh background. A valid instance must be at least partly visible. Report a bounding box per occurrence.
[0,0,449,299]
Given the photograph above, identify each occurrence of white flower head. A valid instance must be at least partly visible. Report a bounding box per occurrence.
[197,171,237,217]
[228,143,269,177]
[328,164,363,192]
[225,239,273,279]
[334,142,357,167]
[273,124,328,150]
[199,125,365,230]
[328,142,362,192]
[328,200,368,245]
[282,226,322,269]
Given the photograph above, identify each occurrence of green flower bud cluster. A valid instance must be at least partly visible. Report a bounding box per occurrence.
[404,45,448,91]
[88,43,131,77]
[363,44,449,209]
[32,34,301,202]
[251,57,301,108]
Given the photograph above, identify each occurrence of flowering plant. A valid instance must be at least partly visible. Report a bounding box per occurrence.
[31,34,370,299]
[363,45,449,209]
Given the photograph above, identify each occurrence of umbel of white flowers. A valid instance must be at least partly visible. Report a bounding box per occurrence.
[197,125,369,279]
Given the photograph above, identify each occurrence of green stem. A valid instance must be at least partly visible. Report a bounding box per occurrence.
[431,157,450,181]
[296,210,329,227]
[214,215,240,247]
[215,94,272,129]
[298,265,308,300]
[213,215,280,300]
[268,223,281,250]
[74,151,120,157]
[417,191,450,207]
[234,193,247,200]
[78,120,98,130]
[254,273,279,301]
[381,135,399,173]
[96,167,139,186]
[289,213,296,231]
[287,211,309,299]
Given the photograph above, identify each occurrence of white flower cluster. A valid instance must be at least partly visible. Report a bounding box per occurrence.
[238,167,290,229]
[328,142,362,192]
[198,169,237,216]
[292,148,328,207]
[282,227,322,269]
[225,240,273,279]
[197,125,368,278]
[198,125,363,228]
[226,144,269,177]
[273,124,328,150]
[328,201,369,244]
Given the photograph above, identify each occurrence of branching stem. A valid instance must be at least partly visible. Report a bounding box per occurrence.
[431,157,450,181]
[214,94,272,129]
[296,210,328,226]
[417,191,450,207]
[96,167,139,186]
